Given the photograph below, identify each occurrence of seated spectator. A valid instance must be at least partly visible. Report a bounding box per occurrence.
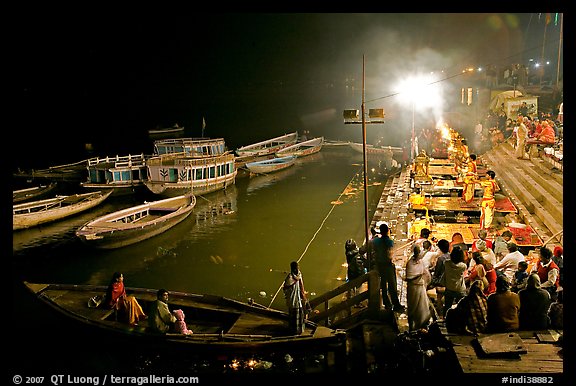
[148,289,177,334]
[466,252,496,296]
[475,239,497,266]
[103,272,147,325]
[548,297,563,330]
[527,119,555,145]
[518,274,551,330]
[552,246,564,291]
[443,245,468,318]
[486,276,520,332]
[449,232,469,265]
[446,280,488,335]
[530,247,560,302]
[493,230,513,261]
[471,229,493,253]
[495,242,525,282]
[511,261,529,293]
[172,309,194,335]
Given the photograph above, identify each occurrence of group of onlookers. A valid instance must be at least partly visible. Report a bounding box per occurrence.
[397,227,563,334]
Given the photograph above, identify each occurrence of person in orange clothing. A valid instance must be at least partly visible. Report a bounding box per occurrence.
[475,170,500,231]
[534,120,556,144]
[104,272,147,325]
[461,153,478,203]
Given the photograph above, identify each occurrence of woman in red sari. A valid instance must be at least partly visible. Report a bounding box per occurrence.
[104,272,147,325]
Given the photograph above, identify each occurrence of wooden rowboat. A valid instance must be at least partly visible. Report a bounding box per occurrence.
[275,136,324,158]
[235,132,298,157]
[13,190,112,231]
[23,282,345,353]
[13,183,58,203]
[245,155,297,175]
[348,142,403,155]
[76,193,196,249]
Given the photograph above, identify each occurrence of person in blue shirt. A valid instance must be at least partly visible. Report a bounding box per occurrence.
[372,223,404,313]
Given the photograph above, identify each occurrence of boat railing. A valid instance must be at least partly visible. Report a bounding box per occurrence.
[307,270,381,329]
[87,154,146,168]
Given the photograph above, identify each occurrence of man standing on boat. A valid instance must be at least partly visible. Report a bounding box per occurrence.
[283,261,309,335]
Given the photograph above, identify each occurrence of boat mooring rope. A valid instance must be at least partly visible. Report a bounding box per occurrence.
[268,166,364,308]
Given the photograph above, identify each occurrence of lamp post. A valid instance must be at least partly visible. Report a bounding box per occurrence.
[343,55,385,246]
[411,99,415,161]
[360,56,369,245]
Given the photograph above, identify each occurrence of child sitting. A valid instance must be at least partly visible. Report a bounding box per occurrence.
[172,309,193,335]
[511,261,529,293]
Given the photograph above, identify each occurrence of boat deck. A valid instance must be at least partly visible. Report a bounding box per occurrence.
[436,323,563,374]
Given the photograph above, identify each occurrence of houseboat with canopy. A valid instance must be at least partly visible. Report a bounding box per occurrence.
[144,137,237,197]
[81,153,148,196]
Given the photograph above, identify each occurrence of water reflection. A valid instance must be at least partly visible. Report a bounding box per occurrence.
[13,146,391,310]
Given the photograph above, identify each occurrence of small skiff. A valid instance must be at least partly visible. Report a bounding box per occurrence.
[275,136,324,158]
[245,155,297,175]
[76,193,196,249]
[13,190,112,231]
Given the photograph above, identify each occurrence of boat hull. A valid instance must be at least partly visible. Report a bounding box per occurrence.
[13,190,112,231]
[13,183,58,203]
[275,137,324,158]
[144,175,236,197]
[235,132,298,157]
[245,155,297,174]
[76,194,196,249]
[23,282,346,353]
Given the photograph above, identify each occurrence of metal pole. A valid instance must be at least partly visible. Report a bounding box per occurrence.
[411,100,415,160]
[361,55,370,245]
[556,13,563,88]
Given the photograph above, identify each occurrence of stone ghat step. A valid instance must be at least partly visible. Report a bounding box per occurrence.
[481,143,562,238]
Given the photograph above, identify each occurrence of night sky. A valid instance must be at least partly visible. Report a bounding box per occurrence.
[16,12,563,168]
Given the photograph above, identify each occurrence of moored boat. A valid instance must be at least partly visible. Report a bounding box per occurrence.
[348,142,403,155]
[245,155,297,175]
[148,123,185,138]
[81,153,148,196]
[275,136,324,158]
[13,159,88,182]
[144,138,237,197]
[13,190,113,231]
[13,183,58,203]
[76,193,196,249]
[235,132,298,157]
[23,281,345,353]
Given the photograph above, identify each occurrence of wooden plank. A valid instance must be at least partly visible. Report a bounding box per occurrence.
[445,331,562,374]
[476,333,527,355]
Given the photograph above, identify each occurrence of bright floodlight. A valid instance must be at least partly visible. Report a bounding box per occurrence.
[395,73,442,109]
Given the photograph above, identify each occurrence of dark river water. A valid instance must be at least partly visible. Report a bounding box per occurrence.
[12,144,395,376]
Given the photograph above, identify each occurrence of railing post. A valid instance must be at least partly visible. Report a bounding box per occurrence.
[367,270,381,314]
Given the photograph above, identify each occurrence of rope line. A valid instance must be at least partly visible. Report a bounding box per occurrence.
[268,165,364,308]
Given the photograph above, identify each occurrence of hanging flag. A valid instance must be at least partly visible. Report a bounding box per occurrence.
[545,13,551,25]
[202,117,206,130]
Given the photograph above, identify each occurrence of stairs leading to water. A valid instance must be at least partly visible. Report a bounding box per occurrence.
[480,138,563,245]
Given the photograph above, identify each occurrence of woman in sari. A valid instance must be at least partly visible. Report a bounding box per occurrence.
[404,245,432,331]
[104,272,147,325]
